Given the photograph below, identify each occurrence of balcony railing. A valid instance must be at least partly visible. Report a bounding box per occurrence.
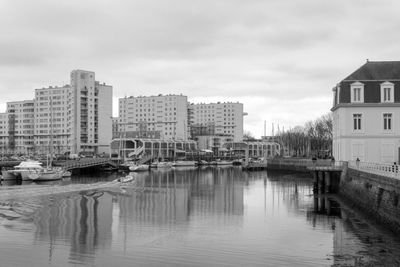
[349,161,400,179]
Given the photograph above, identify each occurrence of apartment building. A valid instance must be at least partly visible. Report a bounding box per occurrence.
[0,70,112,156]
[118,94,188,140]
[68,70,113,154]
[189,102,244,142]
[34,85,70,154]
[0,100,35,154]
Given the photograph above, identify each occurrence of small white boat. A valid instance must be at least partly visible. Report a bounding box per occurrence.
[215,160,233,166]
[172,161,196,167]
[28,168,63,181]
[62,171,72,177]
[129,164,149,171]
[8,160,44,180]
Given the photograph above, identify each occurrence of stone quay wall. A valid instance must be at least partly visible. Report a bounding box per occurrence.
[339,167,400,234]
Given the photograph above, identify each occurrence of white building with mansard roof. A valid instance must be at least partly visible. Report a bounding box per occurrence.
[332,61,400,163]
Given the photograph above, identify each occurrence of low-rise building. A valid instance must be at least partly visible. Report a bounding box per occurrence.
[332,61,400,163]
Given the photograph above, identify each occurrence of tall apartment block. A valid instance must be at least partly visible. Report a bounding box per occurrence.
[189,102,244,142]
[0,100,35,154]
[69,70,112,154]
[118,94,188,140]
[0,70,112,155]
[34,85,71,155]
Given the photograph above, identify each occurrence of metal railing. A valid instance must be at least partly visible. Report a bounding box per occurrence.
[348,160,400,179]
[267,158,345,169]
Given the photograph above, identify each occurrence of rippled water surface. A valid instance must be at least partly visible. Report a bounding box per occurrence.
[1,167,400,266]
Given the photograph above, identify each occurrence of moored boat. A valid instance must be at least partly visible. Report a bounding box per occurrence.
[8,160,44,180]
[172,161,196,167]
[156,162,172,168]
[129,164,149,171]
[28,168,63,181]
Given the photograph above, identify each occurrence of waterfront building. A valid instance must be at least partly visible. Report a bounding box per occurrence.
[34,85,71,155]
[196,135,280,158]
[188,102,244,142]
[0,70,112,156]
[0,100,35,155]
[332,61,400,163]
[110,138,197,160]
[69,70,113,154]
[118,94,188,140]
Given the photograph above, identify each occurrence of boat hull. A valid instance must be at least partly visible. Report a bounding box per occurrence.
[172,161,196,167]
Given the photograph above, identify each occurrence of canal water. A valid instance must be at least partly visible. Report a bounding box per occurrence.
[1,167,400,266]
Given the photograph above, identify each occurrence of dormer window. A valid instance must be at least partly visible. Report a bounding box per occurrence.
[380,81,394,103]
[350,82,364,103]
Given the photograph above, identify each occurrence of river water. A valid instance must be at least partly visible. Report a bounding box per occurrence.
[1,167,400,266]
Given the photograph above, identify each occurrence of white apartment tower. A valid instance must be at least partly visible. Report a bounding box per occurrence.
[34,85,71,154]
[189,102,244,142]
[0,100,35,154]
[119,94,188,140]
[69,70,113,154]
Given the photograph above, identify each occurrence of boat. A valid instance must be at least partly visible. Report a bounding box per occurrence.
[172,161,196,167]
[197,160,210,166]
[156,161,172,168]
[28,168,63,181]
[215,160,233,166]
[129,164,149,171]
[7,160,45,180]
[28,99,63,182]
[62,170,72,177]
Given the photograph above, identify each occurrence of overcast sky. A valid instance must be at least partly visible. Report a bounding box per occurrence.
[1,0,399,137]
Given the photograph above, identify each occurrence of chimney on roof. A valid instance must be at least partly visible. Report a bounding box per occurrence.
[366,58,369,62]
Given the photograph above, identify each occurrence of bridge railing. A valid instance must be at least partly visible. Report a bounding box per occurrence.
[348,161,400,179]
[267,158,345,168]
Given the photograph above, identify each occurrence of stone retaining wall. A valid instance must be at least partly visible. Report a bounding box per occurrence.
[340,167,400,234]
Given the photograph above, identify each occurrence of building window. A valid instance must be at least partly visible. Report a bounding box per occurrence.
[350,82,364,103]
[353,114,362,130]
[380,82,394,103]
[383,113,392,130]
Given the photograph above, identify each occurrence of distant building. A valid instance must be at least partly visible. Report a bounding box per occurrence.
[0,70,112,155]
[0,100,35,154]
[34,85,71,155]
[69,70,113,154]
[189,102,244,142]
[118,94,188,140]
[332,61,400,163]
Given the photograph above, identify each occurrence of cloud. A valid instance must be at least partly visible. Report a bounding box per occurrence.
[1,0,400,136]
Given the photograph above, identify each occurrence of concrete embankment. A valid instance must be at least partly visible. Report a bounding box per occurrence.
[266,158,331,172]
[339,167,400,234]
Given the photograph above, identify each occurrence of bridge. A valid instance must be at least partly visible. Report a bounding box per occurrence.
[54,158,118,171]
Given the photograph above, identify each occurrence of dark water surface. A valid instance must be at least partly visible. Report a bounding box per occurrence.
[1,167,400,266]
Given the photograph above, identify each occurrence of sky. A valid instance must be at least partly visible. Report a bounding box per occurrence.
[1,0,399,137]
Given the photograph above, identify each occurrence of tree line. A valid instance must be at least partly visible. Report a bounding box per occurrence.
[277,113,332,158]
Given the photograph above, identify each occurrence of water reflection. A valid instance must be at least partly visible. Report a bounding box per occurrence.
[1,168,400,266]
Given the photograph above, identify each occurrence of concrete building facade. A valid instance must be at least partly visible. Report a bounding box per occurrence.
[0,70,112,156]
[69,70,113,154]
[332,61,400,163]
[118,94,188,140]
[189,102,244,142]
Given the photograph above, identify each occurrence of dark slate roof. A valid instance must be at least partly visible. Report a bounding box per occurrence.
[344,61,400,81]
